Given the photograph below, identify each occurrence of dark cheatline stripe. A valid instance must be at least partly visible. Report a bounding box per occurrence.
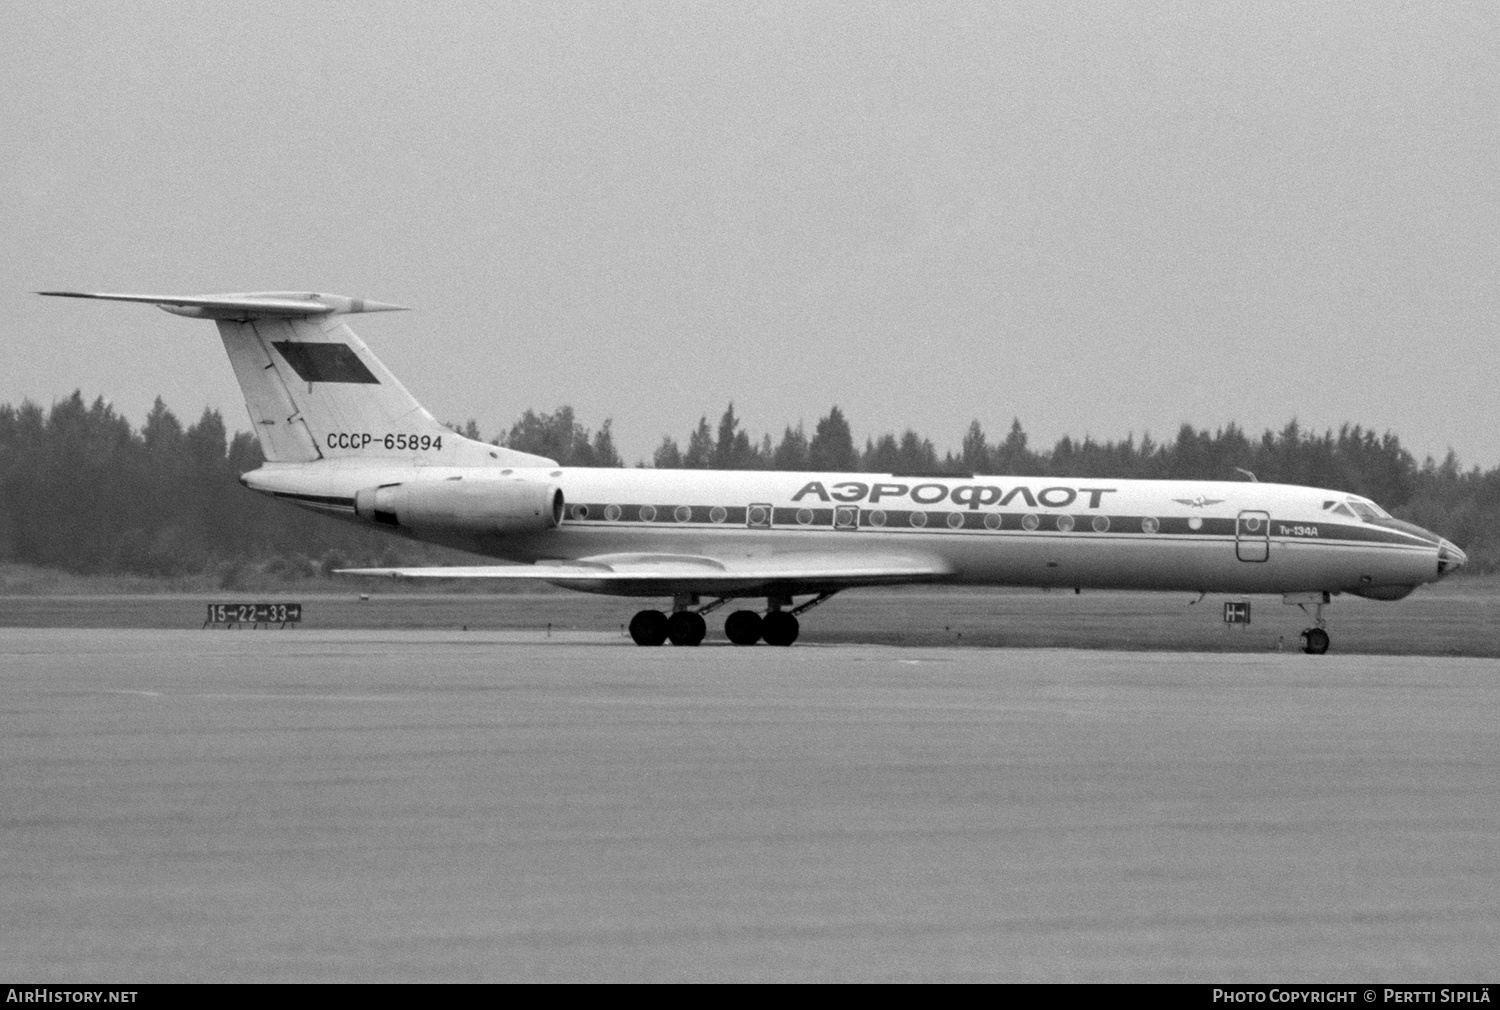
[775,507,834,527]
[560,504,1431,545]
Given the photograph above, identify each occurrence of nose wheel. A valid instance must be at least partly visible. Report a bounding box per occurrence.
[1285,592,1334,655]
[1300,627,1330,655]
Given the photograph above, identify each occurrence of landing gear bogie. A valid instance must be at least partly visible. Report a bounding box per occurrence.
[630,608,708,646]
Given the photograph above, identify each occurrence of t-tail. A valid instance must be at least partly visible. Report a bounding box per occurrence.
[38,291,553,468]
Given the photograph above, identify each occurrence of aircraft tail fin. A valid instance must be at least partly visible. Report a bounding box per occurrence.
[39,291,555,467]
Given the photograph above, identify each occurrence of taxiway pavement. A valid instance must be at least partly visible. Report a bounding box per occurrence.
[2,629,1496,981]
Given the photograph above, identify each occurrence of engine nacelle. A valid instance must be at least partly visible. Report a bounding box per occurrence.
[354,478,563,534]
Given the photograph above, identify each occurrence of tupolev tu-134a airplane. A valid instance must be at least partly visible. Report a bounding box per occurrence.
[41,289,1466,654]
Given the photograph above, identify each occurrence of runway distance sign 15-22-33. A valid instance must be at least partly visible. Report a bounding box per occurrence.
[204,603,302,627]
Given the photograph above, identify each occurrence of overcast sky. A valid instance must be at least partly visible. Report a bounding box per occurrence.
[4,2,1496,469]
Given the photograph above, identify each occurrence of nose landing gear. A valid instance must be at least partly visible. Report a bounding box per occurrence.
[1301,627,1330,655]
[1284,592,1333,655]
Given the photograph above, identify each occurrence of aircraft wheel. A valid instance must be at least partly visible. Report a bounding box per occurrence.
[629,609,669,646]
[724,610,763,645]
[667,611,707,647]
[1302,628,1330,655]
[761,611,799,647]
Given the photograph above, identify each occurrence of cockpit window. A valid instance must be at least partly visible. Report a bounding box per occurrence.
[1345,499,1389,522]
[1328,503,1358,519]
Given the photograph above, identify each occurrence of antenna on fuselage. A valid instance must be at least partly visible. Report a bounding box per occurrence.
[1234,468,1258,482]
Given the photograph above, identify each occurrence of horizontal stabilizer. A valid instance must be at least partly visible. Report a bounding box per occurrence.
[38,290,407,320]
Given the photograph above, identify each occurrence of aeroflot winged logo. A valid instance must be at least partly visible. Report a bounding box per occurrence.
[790,481,1117,510]
[1173,495,1225,508]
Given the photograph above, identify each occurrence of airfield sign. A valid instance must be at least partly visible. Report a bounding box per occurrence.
[205,603,302,628]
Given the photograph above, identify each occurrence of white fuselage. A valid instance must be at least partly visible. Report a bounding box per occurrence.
[244,461,1458,600]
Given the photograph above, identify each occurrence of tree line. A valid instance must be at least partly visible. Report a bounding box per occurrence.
[2,393,1495,579]
[642,404,1498,572]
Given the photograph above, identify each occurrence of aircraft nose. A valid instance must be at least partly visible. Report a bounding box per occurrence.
[1437,539,1466,578]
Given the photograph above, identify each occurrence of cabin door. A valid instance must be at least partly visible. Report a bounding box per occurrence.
[1236,510,1270,562]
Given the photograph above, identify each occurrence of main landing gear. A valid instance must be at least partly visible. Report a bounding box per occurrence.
[724,609,798,646]
[628,592,837,647]
[627,608,705,647]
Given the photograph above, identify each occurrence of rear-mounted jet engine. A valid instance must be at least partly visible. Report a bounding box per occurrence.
[355,478,563,534]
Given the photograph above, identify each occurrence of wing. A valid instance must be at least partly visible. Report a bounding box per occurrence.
[337,551,953,597]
